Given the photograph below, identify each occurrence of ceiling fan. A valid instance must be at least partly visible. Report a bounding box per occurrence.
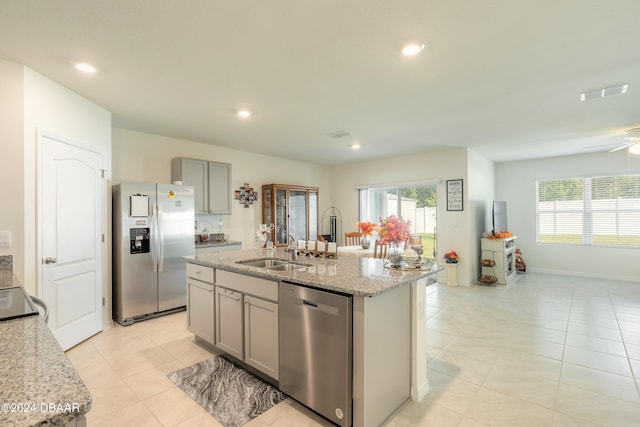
[610,128,640,154]
[585,128,640,155]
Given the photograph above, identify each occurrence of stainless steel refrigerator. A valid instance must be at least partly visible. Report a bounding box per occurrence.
[112,181,195,326]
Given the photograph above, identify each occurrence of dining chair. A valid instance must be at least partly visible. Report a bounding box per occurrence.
[373,239,389,258]
[344,232,362,246]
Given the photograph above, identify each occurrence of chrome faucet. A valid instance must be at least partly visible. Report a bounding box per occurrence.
[285,234,298,260]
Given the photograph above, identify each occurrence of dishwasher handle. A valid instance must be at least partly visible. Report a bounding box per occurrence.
[303,299,318,308]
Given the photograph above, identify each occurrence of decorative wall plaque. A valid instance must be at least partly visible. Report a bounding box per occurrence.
[446,179,463,211]
[234,183,258,208]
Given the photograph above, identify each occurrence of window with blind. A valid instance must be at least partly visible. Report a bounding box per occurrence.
[536,175,640,247]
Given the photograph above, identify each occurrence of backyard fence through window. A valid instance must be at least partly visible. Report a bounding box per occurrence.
[536,175,640,248]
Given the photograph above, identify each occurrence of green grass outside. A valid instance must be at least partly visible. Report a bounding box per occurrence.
[413,233,437,259]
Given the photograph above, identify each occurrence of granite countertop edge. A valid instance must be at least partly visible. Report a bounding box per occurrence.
[184,249,440,297]
[0,272,92,426]
[195,240,242,249]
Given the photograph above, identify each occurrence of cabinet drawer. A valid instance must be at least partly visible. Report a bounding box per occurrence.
[187,263,214,283]
[216,269,278,302]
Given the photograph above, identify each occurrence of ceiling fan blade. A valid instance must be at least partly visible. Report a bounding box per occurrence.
[609,143,633,152]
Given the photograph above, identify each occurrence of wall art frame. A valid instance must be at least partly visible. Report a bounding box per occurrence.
[446,179,463,211]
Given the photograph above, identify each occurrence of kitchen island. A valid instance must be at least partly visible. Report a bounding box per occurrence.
[186,249,438,427]
[0,271,92,427]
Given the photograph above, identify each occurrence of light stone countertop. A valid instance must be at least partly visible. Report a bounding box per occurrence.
[0,273,92,426]
[186,248,441,297]
[0,270,18,288]
[195,240,242,249]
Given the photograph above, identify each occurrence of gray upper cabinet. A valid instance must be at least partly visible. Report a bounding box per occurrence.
[208,161,232,215]
[172,157,232,215]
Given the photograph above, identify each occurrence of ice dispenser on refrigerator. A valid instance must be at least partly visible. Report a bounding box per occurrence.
[130,228,150,254]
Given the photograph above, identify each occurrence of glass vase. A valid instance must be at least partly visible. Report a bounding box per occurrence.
[361,235,371,249]
[386,241,403,267]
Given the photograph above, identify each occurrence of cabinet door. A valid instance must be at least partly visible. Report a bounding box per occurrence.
[288,189,307,242]
[208,161,232,215]
[181,158,208,214]
[263,186,273,225]
[187,279,214,344]
[244,295,279,380]
[308,190,318,240]
[274,188,287,245]
[215,286,243,359]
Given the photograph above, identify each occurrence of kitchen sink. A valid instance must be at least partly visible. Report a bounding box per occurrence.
[266,263,310,272]
[236,258,290,268]
[236,257,312,271]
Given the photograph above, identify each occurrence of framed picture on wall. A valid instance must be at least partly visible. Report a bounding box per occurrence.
[446,179,463,211]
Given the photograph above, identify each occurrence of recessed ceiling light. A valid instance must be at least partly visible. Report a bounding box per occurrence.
[401,43,425,56]
[237,110,252,118]
[629,143,640,155]
[351,143,361,150]
[73,61,96,73]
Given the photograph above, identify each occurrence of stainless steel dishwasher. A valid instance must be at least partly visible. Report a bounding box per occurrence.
[279,281,352,427]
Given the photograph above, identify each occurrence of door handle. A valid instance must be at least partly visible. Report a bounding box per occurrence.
[44,257,57,264]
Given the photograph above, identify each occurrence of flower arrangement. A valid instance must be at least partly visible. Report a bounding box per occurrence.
[443,251,460,263]
[356,221,378,236]
[378,215,411,244]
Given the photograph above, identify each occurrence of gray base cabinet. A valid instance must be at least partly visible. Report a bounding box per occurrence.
[215,286,244,359]
[186,264,215,344]
[186,264,280,380]
[244,295,279,379]
[187,279,215,344]
[214,270,279,380]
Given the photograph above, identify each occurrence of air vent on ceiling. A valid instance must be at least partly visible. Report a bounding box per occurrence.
[325,130,351,139]
[580,84,628,101]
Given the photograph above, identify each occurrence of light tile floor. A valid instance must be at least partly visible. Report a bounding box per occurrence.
[66,273,640,426]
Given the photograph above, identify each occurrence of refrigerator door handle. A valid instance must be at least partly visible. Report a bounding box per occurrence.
[157,204,164,272]
[151,202,158,272]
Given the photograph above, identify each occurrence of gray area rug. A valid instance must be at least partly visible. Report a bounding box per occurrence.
[167,355,286,427]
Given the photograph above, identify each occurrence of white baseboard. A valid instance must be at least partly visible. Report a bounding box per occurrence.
[526,267,640,283]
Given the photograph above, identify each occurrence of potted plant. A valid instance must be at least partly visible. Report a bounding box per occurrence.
[356,221,378,249]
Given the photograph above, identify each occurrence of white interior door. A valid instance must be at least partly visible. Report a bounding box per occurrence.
[39,132,104,350]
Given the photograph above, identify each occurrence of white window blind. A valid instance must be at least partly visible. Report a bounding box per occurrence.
[536,175,640,247]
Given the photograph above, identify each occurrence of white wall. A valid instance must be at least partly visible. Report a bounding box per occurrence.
[112,128,332,247]
[23,68,112,299]
[0,59,25,278]
[468,149,496,279]
[330,148,477,285]
[0,62,112,297]
[497,150,640,281]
